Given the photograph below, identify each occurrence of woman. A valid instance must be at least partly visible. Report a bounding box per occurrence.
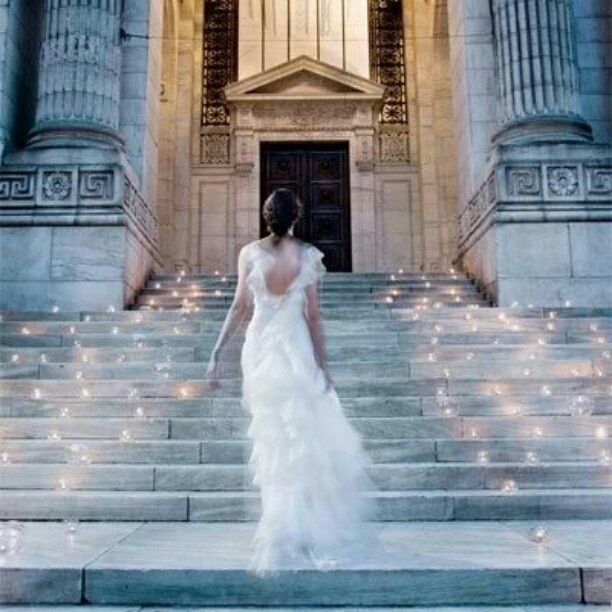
[206,188,373,575]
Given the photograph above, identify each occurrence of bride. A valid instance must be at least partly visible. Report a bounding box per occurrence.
[206,188,373,575]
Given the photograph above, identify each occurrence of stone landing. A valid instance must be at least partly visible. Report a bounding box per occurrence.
[0,521,611,606]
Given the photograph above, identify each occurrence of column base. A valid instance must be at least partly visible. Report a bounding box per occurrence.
[27,121,124,151]
[492,116,593,147]
[457,142,612,307]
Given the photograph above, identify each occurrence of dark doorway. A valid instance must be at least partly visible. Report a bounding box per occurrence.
[260,142,352,272]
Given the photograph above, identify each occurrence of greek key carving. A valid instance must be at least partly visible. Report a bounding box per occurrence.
[42,171,72,201]
[585,167,612,196]
[506,166,541,197]
[0,173,36,200]
[547,166,579,197]
[78,171,114,200]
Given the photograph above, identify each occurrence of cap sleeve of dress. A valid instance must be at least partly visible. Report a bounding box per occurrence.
[300,244,326,286]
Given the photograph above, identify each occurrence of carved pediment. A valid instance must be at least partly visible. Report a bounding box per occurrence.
[224,55,385,102]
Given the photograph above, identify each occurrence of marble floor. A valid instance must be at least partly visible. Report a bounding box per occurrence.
[1,521,611,606]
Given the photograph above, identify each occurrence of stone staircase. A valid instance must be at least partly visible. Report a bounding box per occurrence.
[0,271,611,606]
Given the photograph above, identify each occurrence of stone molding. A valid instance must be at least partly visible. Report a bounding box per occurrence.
[0,166,159,249]
[458,154,612,249]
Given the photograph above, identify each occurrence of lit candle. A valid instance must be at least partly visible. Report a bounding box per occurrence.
[33,388,41,399]
[47,430,61,442]
[59,407,70,418]
[107,305,116,313]
[120,429,132,443]
[501,479,518,494]
[529,525,548,543]
[10,354,19,363]
[595,426,608,439]
[525,451,540,465]
[477,451,490,465]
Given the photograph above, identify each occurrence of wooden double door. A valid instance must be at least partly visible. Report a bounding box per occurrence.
[260,142,351,272]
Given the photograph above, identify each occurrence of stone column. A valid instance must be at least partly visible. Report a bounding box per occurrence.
[491,0,591,144]
[28,0,123,148]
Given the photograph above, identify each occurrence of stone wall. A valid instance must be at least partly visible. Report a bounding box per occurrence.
[573,0,612,144]
[0,0,43,158]
[447,0,497,212]
[120,0,163,204]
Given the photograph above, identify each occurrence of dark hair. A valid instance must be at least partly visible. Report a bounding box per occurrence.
[262,189,301,237]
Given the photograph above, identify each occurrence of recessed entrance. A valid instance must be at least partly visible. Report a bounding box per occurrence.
[260,142,352,272]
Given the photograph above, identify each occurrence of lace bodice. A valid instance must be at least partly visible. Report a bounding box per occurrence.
[244,241,326,308]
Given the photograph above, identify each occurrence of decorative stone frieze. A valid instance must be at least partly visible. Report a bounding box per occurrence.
[458,157,612,245]
[0,166,158,248]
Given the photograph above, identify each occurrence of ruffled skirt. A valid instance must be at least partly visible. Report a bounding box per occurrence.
[241,304,374,575]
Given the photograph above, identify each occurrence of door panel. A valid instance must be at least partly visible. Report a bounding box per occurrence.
[261,142,351,272]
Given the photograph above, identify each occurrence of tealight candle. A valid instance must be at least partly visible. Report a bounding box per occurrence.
[525,451,539,465]
[477,451,490,465]
[595,426,608,439]
[529,525,548,543]
[120,429,132,443]
[501,479,518,494]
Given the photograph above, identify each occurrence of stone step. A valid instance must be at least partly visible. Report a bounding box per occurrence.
[2,438,609,465]
[1,521,610,605]
[1,343,607,361]
[0,460,611,492]
[3,306,611,321]
[0,377,608,399]
[2,395,611,418]
[0,359,596,381]
[2,489,612,523]
[1,415,610,441]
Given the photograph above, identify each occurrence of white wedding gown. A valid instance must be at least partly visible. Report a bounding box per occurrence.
[240,241,374,575]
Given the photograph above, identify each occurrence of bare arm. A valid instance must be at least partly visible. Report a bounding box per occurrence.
[206,246,251,384]
[305,281,333,390]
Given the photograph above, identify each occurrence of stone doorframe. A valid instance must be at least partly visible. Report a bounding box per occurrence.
[224,55,385,272]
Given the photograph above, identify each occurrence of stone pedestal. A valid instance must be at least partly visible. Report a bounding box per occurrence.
[0,0,160,311]
[458,142,612,307]
[458,0,611,307]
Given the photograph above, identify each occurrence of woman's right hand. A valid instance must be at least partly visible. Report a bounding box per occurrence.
[322,367,334,392]
[206,352,221,389]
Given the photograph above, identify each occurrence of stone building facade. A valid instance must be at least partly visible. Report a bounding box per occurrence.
[0,0,610,309]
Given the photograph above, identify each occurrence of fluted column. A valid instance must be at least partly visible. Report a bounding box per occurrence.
[491,0,592,144]
[28,0,123,148]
